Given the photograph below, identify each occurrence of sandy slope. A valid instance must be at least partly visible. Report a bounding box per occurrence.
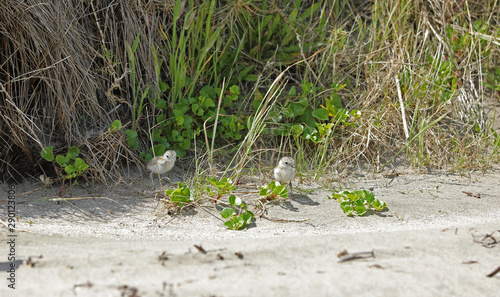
[1,170,499,296]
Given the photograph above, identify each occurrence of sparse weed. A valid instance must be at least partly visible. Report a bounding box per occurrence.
[329,190,387,217]
[109,120,139,150]
[41,146,89,182]
[485,66,500,93]
[165,182,194,207]
[258,181,289,201]
[205,177,237,202]
[148,85,244,159]
[126,32,149,132]
[220,195,255,230]
[109,119,122,132]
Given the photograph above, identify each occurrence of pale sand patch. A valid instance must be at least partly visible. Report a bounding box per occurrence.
[1,170,499,296]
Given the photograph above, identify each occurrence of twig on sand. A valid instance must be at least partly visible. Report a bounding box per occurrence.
[486,266,500,278]
[194,244,207,254]
[338,250,375,263]
[462,191,481,199]
[261,215,310,223]
[191,244,227,255]
[472,229,500,248]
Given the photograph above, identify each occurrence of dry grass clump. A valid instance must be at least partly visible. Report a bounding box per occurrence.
[0,0,163,183]
[78,129,144,187]
[300,0,500,173]
[0,1,103,181]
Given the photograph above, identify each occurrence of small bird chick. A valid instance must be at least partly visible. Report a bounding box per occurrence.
[273,157,296,191]
[147,150,177,184]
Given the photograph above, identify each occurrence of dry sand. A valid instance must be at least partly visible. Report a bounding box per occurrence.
[1,170,499,296]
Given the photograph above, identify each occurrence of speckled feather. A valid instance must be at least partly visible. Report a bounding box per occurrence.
[273,157,296,185]
[147,150,177,174]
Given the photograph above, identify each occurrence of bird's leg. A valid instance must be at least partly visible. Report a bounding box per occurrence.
[289,181,293,195]
[150,172,155,189]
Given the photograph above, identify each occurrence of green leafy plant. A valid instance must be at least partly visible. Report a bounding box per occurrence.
[485,65,500,93]
[226,0,323,78]
[149,85,245,157]
[205,177,237,201]
[162,0,224,102]
[40,146,54,161]
[125,129,139,149]
[126,32,149,131]
[41,146,89,180]
[140,129,171,162]
[109,119,122,131]
[329,190,387,217]
[165,182,194,207]
[220,195,254,230]
[109,120,139,150]
[274,82,359,145]
[276,82,318,136]
[258,181,289,201]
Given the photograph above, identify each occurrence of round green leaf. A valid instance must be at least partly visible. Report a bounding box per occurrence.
[41,146,54,162]
[159,81,170,92]
[220,208,236,219]
[224,221,235,229]
[152,144,166,157]
[233,216,245,229]
[372,200,387,210]
[364,191,375,203]
[245,210,255,219]
[340,203,353,213]
[67,146,80,160]
[109,119,122,131]
[312,108,330,121]
[291,124,304,135]
[228,195,236,206]
[204,98,215,108]
[176,116,184,125]
[56,155,69,166]
[355,206,367,216]
[229,85,240,95]
[125,129,138,139]
[74,158,89,172]
[65,164,76,175]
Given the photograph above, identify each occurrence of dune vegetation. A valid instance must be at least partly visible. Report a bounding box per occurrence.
[1,0,500,186]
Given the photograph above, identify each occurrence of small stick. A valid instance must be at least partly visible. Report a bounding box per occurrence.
[261,215,310,223]
[194,245,207,254]
[486,265,500,278]
[193,245,226,255]
[338,250,375,263]
[462,191,481,199]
